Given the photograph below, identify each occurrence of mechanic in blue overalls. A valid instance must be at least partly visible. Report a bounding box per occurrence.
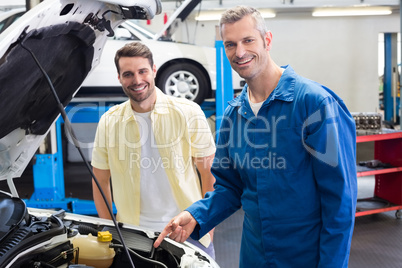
[155,5,357,267]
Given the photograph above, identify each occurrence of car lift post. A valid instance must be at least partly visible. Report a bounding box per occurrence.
[25,118,68,209]
[214,26,233,135]
[25,114,115,215]
[400,0,402,130]
[383,33,400,125]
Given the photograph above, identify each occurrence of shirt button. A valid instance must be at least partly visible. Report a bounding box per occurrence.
[244,112,247,115]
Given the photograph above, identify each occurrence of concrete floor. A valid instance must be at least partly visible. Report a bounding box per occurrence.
[213,176,402,268]
[2,162,402,268]
[1,136,402,268]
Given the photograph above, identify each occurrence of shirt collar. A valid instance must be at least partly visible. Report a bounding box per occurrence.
[229,64,296,108]
[122,87,169,122]
[153,87,170,114]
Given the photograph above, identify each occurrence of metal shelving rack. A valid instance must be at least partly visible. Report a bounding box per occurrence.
[355,131,402,218]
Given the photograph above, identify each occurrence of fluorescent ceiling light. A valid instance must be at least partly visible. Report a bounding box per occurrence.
[312,6,392,17]
[260,11,276,19]
[195,9,275,21]
[194,12,222,21]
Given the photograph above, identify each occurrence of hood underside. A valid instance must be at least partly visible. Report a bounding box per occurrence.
[0,0,161,185]
[0,22,95,139]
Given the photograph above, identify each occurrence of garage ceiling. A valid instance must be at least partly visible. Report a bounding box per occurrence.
[0,0,399,15]
[161,0,398,6]
[161,0,400,13]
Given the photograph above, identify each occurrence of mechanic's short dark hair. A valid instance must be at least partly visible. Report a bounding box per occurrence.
[114,42,154,74]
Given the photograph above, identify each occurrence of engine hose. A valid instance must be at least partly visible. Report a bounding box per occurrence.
[77,225,99,236]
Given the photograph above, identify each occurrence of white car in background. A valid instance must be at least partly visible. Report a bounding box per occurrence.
[80,19,243,104]
[80,0,244,104]
[0,0,244,104]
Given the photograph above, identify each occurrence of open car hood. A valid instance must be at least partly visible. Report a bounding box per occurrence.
[153,0,201,41]
[0,2,220,267]
[0,0,161,189]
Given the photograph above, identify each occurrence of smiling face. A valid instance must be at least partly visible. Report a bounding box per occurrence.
[118,56,157,112]
[222,15,271,81]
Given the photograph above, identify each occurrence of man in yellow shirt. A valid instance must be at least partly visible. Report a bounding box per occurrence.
[91,42,216,257]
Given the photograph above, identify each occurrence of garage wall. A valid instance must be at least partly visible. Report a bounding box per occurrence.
[170,13,400,113]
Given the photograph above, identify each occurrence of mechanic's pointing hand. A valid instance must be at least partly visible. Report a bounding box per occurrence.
[153,211,198,248]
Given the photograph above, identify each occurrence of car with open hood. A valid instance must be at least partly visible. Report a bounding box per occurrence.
[0,0,219,267]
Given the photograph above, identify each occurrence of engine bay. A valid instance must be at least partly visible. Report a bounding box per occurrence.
[0,192,213,268]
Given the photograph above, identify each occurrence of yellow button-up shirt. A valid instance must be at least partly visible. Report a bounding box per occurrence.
[91,88,216,226]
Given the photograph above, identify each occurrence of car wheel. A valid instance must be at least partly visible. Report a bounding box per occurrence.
[157,63,209,104]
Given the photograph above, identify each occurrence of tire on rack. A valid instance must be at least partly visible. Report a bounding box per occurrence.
[396,210,402,219]
[156,62,209,104]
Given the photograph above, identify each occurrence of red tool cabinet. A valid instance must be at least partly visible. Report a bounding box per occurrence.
[355,131,402,218]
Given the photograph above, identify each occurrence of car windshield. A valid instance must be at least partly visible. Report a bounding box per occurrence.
[0,9,25,34]
[124,20,156,40]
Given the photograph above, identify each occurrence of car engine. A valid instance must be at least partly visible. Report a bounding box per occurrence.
[0,193,214,268]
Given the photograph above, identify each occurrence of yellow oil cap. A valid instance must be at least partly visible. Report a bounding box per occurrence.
[97,231,113,242]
